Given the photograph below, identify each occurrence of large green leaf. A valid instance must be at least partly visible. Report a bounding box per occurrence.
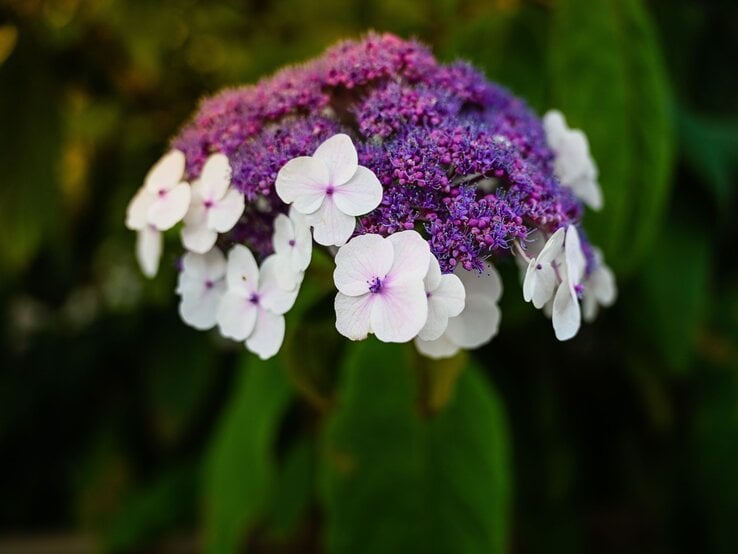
[203,355,293,553]
[320,340,511,554]
[549,0,674,275]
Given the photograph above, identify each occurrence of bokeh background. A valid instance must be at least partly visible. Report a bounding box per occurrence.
[1,0,737,552]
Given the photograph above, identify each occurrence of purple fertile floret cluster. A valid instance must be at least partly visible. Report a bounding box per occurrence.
[172,32,589,272]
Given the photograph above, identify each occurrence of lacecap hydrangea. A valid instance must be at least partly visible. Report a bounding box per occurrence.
[125,32,616,360]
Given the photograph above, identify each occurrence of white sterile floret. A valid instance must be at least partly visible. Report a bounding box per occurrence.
[543,110,603,211]
[176,248,227,330]
[125,150,192,277]
[415,264,503,359]
[181,153,245,254]
[333,230,430,343]
[582,247,617,322]
[275,133,383,247]
[272,206,313,290]
[417,255,466,341]
[217,245,299,360]
[523,227,566,309]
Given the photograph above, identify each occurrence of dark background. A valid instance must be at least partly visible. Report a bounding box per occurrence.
[1,0,737,552]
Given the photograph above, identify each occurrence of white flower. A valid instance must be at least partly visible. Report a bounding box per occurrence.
[176,248,227,330]
[275,133,383,247]
[333,230,430,343]
[415,264,503,359]
[125,150,191,277]
[417,255,466,341]
[217,245,299,360]
[181,153,245,254]
[582,248,617,322]
[543,110,603,211]
[271,206,313,290]
[522,225,586,341]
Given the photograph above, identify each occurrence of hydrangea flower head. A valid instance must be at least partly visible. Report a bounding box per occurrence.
[125,33,616,359]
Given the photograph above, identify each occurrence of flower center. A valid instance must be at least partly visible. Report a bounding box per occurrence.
[325,185,335,196]
[249,292,260,305]
[368,276,383,294]
[205,279,214,290]
[288,239,296,247]
[204,199,214,209]
[158,188,167,198]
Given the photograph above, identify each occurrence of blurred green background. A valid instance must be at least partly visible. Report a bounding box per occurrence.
[1,0,737,552]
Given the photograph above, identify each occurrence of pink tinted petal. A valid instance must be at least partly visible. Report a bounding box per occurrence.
[199,153,231,200]
[136,226,161,278]
[312,133,358,186]
[217,291,258,341]
[306,198,356,246]
[126,188,154,230]
[258,255,300,314]
[225,244,259,295]
[414,334,460,360]
[147,182,191,231]
[208,188,244,233]
[275,156,329,214]
[144,150,186,193]
[334,292,374,341]
[333,166,383,216]
[333,234,394,296]
[386,230,430,282]
[246,310,286,360]
[370,279,428,343]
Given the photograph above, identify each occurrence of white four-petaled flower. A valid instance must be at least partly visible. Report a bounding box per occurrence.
[272,206,313,290]
[181,153,245,253]
[275,134,383,247]
[217,245,299,360]
[126,150,192,277]
[176,248,227,330]
[543,110,603,211]
[415,264,503,359]
[333,230,430,343]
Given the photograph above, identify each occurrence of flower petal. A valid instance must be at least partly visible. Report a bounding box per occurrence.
[178,277,225,331]
[370,278,428,343]
[552,281,581,341]
[461,264,503,304]
[208,188,244,233]
[275,156,329,214]
[147,182,191,231]
[290,208,313,272]
[273,253,302,291]
[386,230,430,283]
[246,309,286,360]
[181,204,217,254]
[225,244,259,295]
[136,226,162,278]
[333,166,383,216]
[334,292,374,341]
[272,213,294,257]
[182,248,226,281]
[198,153,231,200]
[424,255,443,292]
[564,225,586,286]
[312,133,358,186]
[126,188,154,230]
[445,297,500,349]
[333,234,394,296]
[306,197,356,247]
[522,228,564,308]
[414,334,460,360]
[418,273,467,341]
[144,150,186,193]
[217,291,258,341]
[258,255,300,315]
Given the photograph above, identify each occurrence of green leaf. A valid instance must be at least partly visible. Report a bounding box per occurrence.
[203,355,293,554]
[320,340,511,553]
[549,0,674,275]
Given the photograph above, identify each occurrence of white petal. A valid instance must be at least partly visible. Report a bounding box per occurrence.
[333,234,394,296]
[543,110,567,147]
[275,156,329,214]
[522,228,565,308]
[144,150,186,194]
[386,230,430,283]
[312,133,358,186]
[552,282,581,341]
[418,273,466,341]
[125,187,154,230]
[333,166,383,216]
[564,225,586,286]
[445,298,500,349]
[306,197,356,246]
[424,255,443,291]
[181,204,217,254]
[335,292,374,341]
[217,291,258,341]
[178,277,225,331]
[147,182,191,231]
[208,188,244,233]
[198,153,231,201]
[272,213,294,257]
[246,309,286,360]
[136,226,162,278]
[225,244,259,295]
[258,255,300,315]
[182,248,226,281]
[273,253,302,291]
[458,264,503,304]
[570,173,603,211]
[582,290,599,323]
[370,278,428,343]
[290,208,313,272]
[414,334,460,360]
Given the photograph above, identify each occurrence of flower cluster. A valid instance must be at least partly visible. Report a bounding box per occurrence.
[125,33,616,360]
